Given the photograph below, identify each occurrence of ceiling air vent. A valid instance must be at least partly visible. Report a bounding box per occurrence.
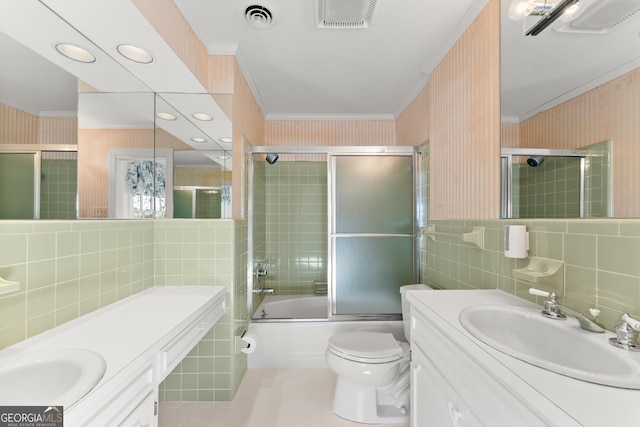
[555,0,640,34]
[315,0,378,29]
[245,4,275,30]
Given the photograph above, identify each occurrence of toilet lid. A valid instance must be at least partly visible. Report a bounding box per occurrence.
[328,332,403,363]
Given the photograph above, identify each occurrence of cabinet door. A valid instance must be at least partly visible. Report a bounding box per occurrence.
[119,392,156,427]
[411,345,482,427]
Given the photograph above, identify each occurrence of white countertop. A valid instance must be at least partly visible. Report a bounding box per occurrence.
[1,285,226,420]
[407,289,640,427]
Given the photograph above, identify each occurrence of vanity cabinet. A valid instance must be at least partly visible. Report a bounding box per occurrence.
[3,286,227,427]
[410,307,548,427]
[407,289,640,427]
[411,342,481,427]
[89,362,155,426]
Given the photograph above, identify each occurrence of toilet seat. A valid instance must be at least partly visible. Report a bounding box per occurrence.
[328,332,403,363]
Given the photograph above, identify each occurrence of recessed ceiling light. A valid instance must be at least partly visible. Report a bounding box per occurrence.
[192,112,213,121]
[156,112,177,121]
[191,137,207,143]
[217,154,231,160]
[117,44,153,64]
[219,137,232,143]
[55,43,96,63]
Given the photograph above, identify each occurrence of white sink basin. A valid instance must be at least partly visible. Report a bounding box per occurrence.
[0,348,106,407]
[459,305,640,389]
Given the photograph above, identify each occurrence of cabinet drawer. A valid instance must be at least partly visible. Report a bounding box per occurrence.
[411,310,547,426]
[160,306,218,377]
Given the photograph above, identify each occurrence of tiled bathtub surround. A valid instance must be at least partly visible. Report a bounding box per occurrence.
[422,219,640,331]
[254,161,328,296]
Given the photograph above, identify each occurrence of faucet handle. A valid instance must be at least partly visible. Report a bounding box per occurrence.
[622,313,640,331]
[610,313,640,351]
[529,288,553,299]
[529,288,565,319]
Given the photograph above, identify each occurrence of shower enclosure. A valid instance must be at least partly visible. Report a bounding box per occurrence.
[248,146,420,321]
[501,142,612,218]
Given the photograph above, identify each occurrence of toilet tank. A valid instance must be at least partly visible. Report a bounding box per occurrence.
[399,284,431,341]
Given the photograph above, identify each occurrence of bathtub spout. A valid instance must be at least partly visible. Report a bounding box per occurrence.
[253,289,273,295]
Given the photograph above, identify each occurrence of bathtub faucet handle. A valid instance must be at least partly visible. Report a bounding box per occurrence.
[252,288,275,294]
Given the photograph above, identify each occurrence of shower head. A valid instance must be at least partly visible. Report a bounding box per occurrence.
[527,156,544,167]
[266,153,279,165]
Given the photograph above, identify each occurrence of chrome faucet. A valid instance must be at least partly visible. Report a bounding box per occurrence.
[609,313,640,351]
[252,288,275,295]
[529,288,604,333]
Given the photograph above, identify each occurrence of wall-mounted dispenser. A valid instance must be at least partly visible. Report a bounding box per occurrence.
[504,225,529,258]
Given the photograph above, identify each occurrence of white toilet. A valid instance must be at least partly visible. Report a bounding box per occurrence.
[325,284,431,424]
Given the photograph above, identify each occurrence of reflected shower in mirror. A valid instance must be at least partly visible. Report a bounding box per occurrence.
[500,0,640,217]
[501,142,612,219]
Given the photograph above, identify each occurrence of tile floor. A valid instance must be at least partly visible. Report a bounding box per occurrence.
[159,368,410,427]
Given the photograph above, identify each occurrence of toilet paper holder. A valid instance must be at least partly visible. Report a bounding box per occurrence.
[235,328,257,354]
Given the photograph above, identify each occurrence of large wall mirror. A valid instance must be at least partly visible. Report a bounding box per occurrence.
[501,0,640,218]
[0,19,232,220]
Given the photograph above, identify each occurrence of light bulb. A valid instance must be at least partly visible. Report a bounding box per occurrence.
[508,0,536,21]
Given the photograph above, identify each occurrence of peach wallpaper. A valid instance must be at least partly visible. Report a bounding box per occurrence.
[264,119,396,146]
[232,58,266,219]
[1,104,76,146]
[132,0,209,90]
[396,84,430,147]
[508,67,640,217]
[428,0,500,219]
[77,129,154,218]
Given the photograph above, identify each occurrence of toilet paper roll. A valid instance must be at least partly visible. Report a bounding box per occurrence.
[240,329,258,354]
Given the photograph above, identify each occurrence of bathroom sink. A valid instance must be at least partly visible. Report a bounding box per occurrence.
[459,305,640,389]
[0,348,106,406]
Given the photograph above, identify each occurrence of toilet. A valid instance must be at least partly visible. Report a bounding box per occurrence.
[325,284,431,424]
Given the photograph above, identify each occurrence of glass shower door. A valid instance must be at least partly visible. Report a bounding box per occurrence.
[331,155,415,316]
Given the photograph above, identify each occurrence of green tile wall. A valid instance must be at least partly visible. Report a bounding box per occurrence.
[40,158,78,220]
[154,219,248,401]
[0,218,246,403]
[422,218,640,331]
[0,220,154,348]
[262,161,328,295]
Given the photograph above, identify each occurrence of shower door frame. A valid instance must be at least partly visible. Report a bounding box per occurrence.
[247,146,421,322]
[501,148,586,219]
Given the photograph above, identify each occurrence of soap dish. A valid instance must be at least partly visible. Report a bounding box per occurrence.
[513,256,564,286]
[0,277,20,295]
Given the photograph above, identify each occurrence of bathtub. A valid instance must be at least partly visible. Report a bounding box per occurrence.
[253,295,328,319]
[246,319,405,369]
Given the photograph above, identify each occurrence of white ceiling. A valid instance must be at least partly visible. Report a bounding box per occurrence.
[501,0,640,122]
[1,0,639,125]
[175,0,489,119]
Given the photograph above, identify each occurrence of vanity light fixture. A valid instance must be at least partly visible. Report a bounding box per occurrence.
[155,112,177,121]
[55,43,96,63]
[191,137,207,143]
[525,0,580,35]
[219,137,232,143]
[116,44,153,64]
[508,0,582,35]
[192,112,213,121]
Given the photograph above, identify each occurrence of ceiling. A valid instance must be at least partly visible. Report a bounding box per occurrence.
[1,0,639,124]
[176,0,488,119]
[501,0,640,121]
